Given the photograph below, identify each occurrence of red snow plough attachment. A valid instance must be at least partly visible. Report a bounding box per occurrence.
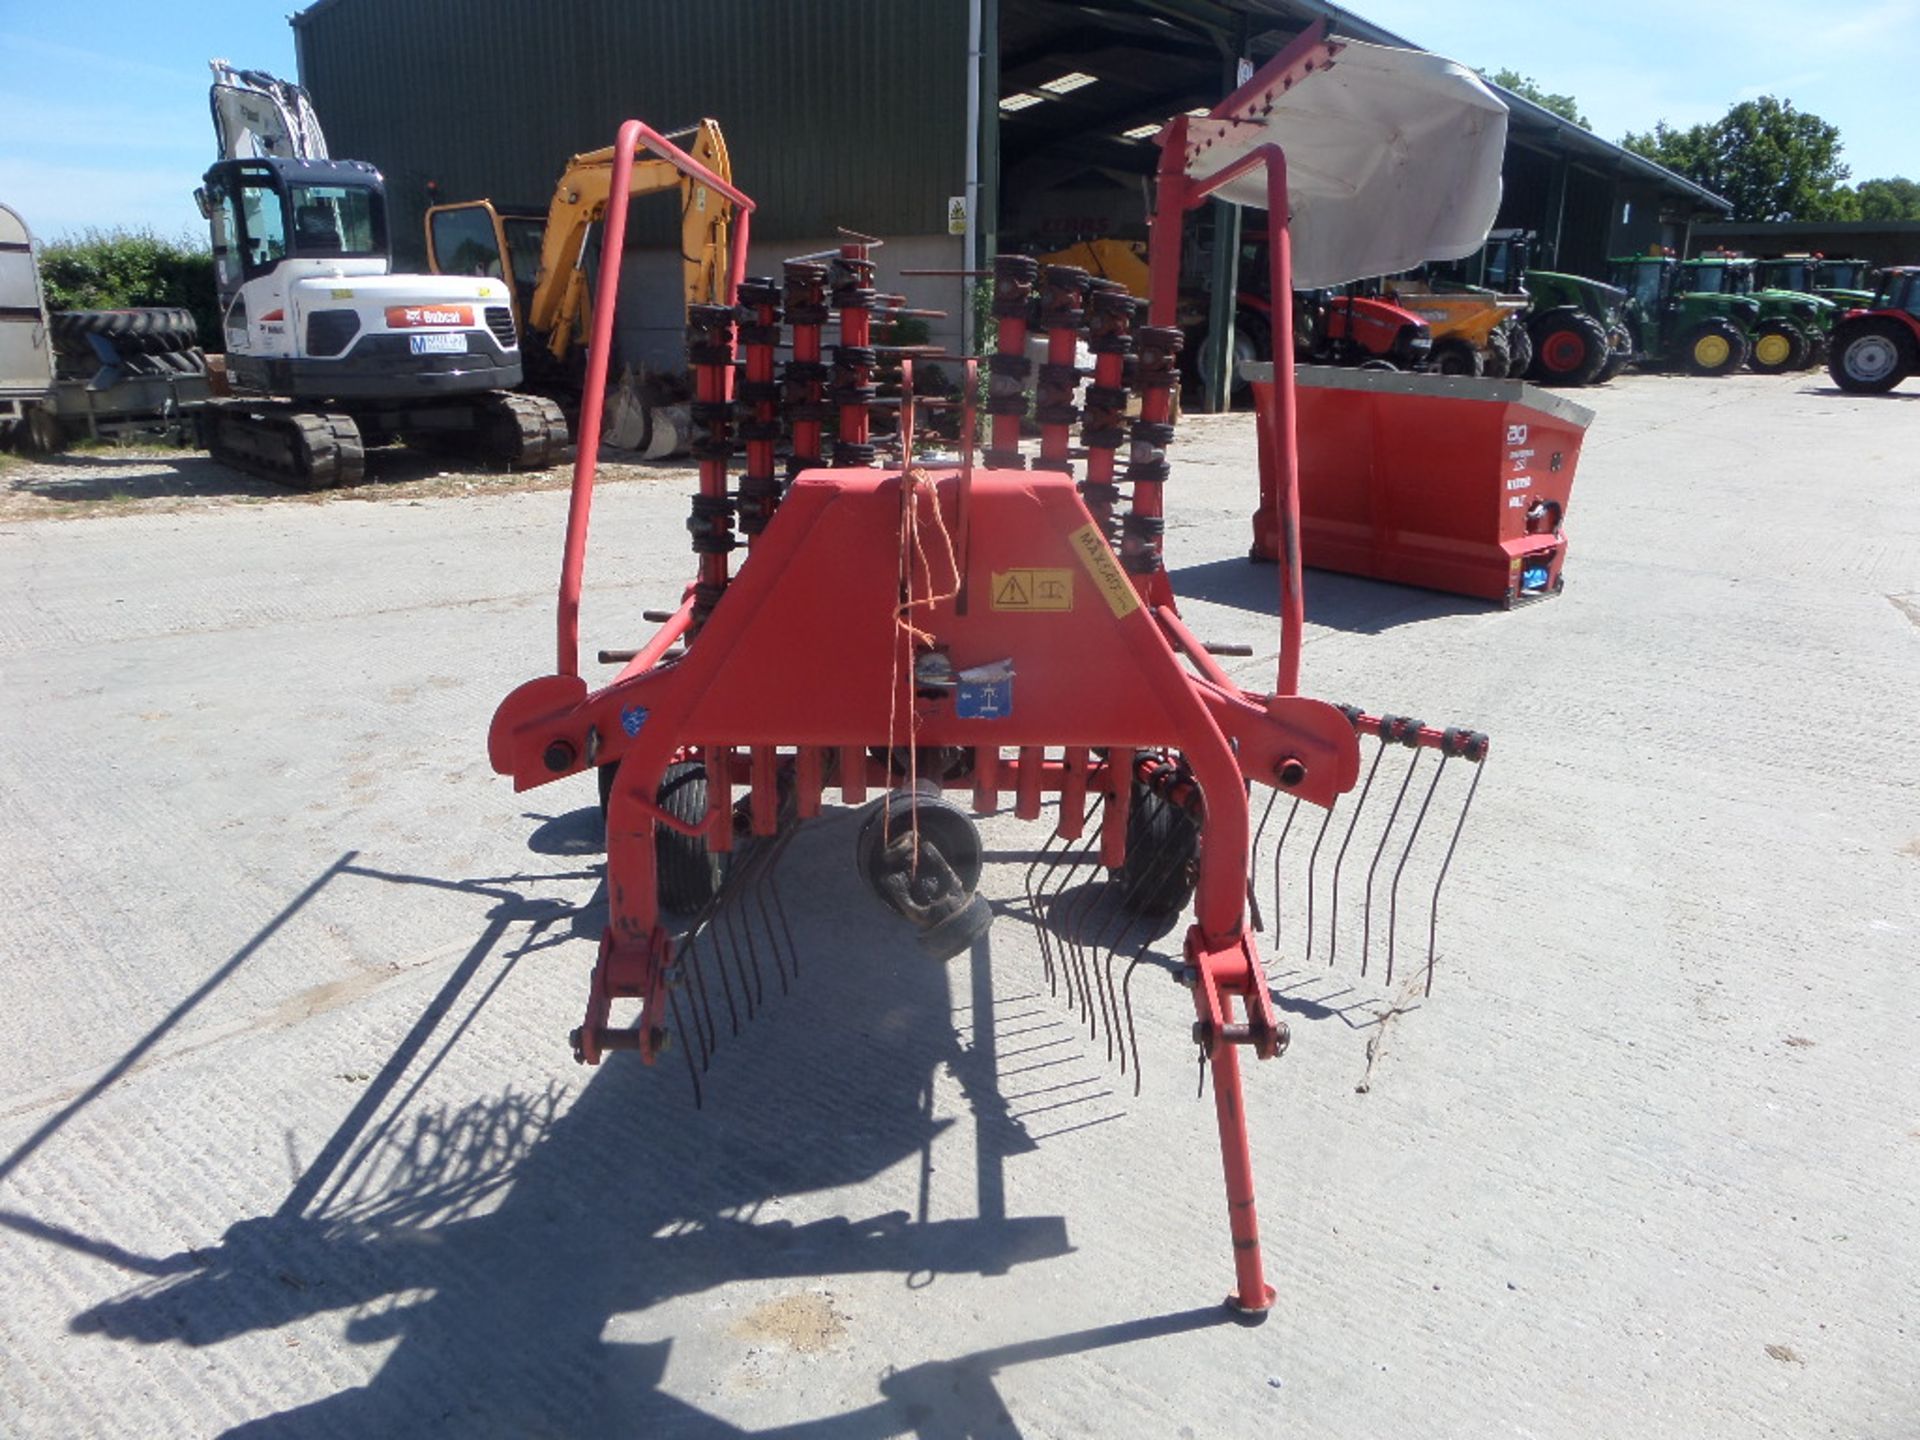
[489,34,1508,1315]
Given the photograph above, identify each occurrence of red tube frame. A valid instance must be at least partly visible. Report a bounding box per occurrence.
[1147,26,1337,698]
[557,120,759,680]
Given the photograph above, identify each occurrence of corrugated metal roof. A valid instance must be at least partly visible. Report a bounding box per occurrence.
[293,0,970,260]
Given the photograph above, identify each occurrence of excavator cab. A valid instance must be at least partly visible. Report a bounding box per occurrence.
[426,201,548,335]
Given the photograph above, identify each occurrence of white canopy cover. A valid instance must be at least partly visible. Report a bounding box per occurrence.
[1184,40,1509,289]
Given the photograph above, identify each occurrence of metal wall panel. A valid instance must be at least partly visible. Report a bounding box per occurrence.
[294,0,970,266]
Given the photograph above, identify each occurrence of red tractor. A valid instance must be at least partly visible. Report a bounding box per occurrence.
[1828,266,1920,393]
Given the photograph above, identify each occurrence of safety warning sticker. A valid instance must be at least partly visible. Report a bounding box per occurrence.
[1067,524,1141,619]
[990,568,1073,611]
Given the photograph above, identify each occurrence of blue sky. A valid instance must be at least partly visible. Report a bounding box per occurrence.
[0,0,1912,243]
[1354,0,1916,183]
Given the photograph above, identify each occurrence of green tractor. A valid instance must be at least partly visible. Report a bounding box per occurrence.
[1754,256,1876,312]
[1673,256,1837,373]
[1607,255,1761,377]
[1438,229,1634,386]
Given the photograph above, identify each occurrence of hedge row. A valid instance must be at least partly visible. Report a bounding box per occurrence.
[36,230,222,354]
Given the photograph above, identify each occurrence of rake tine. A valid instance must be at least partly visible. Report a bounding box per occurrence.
[746,835,791,995]
[1021,825,1067,993]
[1385,754,1450,988]
[714,845,766,1017]
[667,984,703,1109]
[764,823,802,981]
[697,895,744,1037]
[1303,787,1343,966]
[670,944,715,1073]
[1122,941,1150,1095]
[1425,753,1487,996]
[1049,820,1106,1024]
[674,920,719,1063]
[1360,748,1423,978]
[734,848,770,1010]
[1248,788,1279,932]
[683,876,741,1039]
[1092,811,1195,1060]
[1269,795,1301,960]
[1328,741,1388,967]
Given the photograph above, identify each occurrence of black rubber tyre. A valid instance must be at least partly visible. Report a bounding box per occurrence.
[1430,337,1483,377]
[1193,309,1270,400]
[600,760,729,914]
[1679,319,1750,377]
[1483,326,1512,380]
[6,406,63,456]
[1827,319,1912,393]
[1529,309,1610,386]
[1595,325,1634,383]
[49,308,198,357]
[1749,319,1810,375]
[1357,358,1398,372]
[1503,321,1533,378]
[1119,780,1199,917]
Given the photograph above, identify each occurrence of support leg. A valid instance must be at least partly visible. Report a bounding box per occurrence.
[1207,1020,1275,1317]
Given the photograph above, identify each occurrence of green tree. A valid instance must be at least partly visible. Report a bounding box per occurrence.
[1485,68,1589,129]
[1622,97,1854,222]
[1855,176,1920,221]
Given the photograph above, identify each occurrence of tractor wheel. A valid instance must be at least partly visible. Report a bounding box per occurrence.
[1529,310,1609,386]
[1430,337,1483,376]
[600,759,730,914]
[1119,780,1199,917]
[1749,319,1810,375]
[1194,309,1270,401]
[7,405,63,456]
[49,307,198,357]
[1483,326,1512,379]
[1595,325,1634,383]
[1503,322,1533,378]
[1827,319,1913,394]
[1679,320,1750,377]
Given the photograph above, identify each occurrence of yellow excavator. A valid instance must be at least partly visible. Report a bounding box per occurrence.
[425,119,732,430]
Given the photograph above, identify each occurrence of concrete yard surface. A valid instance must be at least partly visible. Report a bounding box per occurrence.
[0,370,1916,1437]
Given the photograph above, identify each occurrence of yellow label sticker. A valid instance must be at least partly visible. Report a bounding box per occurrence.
[1068,524,1141,619]
[991,568,1073,611]
[330,287,355,299]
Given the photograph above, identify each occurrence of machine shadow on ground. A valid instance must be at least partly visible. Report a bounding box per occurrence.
[1169,556,1486,634]
[29,803,1272,1436]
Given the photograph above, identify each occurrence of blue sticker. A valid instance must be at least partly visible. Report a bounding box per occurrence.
[956,677,1013,720]
[620,705,650,736]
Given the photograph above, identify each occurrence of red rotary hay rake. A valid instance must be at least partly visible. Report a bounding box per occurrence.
[489,31,1505,1315]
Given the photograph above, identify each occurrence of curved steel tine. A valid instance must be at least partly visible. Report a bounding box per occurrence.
[767,823,802,980]
[1048,811,1105,1022]
[1268,796,1302,970]
[686,881,739,1040]
[1093,814,1196,1059]
[667,984,703,1109]
[1023,824,1070,994]
[1122,940,1153,1096]
[1425,753,1486,996]
[1360,748,1423,978]
[669,944,713,1073]
[747,833,791,995]
[1303,780,1346,966]
[703,874,752,1029]
[718,865,761,1018]
[1248,788,1279,932]
[1328,742,1388,967]
[1386,754,1449,988]
[739,843,772,1008]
